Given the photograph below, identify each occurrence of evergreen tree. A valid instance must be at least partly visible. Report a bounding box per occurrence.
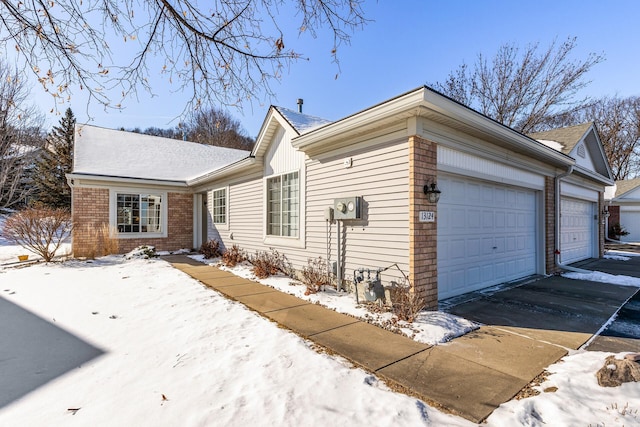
[32,108,75,209]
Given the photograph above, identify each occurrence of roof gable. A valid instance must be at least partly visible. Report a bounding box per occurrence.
[72,124,250,182]
[528,123,613,183]
[251,106,332,159]
[614,178,640,200]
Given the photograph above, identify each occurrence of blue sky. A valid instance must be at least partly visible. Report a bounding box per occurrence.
[32,0,640,137]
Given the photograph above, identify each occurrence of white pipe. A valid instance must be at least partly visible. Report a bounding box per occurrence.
[336,220,342,291]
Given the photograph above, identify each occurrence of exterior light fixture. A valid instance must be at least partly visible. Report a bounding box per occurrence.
[423,182,441,204]
[602,206,610,218]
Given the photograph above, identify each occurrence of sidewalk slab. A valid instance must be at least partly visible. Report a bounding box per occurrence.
[498,326,591,349]
[437,327,567,382]
[212,282,278,298]
[377,346,522,423]
[266,304,360,337]
[587,335,640,352]
[310,322,429,372]
[236,291,310,313]
[200,276,256,288]
[186,269,236,281]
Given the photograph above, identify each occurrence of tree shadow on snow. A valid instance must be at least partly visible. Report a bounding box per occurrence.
[0,296,105,409]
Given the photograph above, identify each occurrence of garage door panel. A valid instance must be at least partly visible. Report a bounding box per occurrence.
[438,175,538,299]
[560,197,594,264]
[620,211,640,242]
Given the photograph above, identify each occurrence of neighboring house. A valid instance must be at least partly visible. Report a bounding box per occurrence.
[68,87,614,308]
[606,178,640,242]
[528,123,614,264]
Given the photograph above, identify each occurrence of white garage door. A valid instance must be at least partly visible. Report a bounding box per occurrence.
[620,210,640,242]
[560,197,595,264]
[437,175,538,299]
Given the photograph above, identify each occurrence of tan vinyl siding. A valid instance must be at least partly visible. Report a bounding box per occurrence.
[306,138,410,284]
[205,130,410,287]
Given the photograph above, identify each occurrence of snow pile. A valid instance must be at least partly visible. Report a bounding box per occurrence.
[604,254,632,261]
[196,255,478,345]
[563,271,640,288]
[275,107,333,134]
[490,352,640,426]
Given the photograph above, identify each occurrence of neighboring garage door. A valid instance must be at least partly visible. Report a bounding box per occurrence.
[437,175,538,299]
[560,197,595,264]
[620,210,640,242]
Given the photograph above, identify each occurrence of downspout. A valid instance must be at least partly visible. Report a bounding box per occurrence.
[554,165,592,273]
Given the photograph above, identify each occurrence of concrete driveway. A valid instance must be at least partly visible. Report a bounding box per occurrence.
[443,256,640,352]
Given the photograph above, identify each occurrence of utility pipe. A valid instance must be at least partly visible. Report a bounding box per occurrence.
[554,165,593,273]
[336,220,342,291]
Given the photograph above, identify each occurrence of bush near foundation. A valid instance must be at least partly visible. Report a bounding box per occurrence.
[200,239,222,259]
[250,248,293,279]
[390,282,427,323]
[301,257,333,294]
[221,244,248,267]
[2,207,72,262]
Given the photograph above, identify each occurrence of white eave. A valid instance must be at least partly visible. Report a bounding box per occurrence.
[67,173,189,188]
[187,156,257,187]
[292,86,575,167]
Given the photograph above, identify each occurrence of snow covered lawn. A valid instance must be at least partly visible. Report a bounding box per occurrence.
[0,256,472,426]
[1,247,640,425]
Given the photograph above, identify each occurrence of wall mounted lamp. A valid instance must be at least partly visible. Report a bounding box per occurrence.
[602,206,610,218]
[423,182,441,204]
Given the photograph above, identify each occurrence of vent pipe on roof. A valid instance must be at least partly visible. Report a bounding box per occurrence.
[297,98,303,113]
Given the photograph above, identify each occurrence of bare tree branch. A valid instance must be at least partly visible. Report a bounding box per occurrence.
[433,37,604,134]
[0,0,367,116]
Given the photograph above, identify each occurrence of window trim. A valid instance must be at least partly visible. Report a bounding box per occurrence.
[263,169,305,248]
[209,186,229,230]
[109,188,168,239]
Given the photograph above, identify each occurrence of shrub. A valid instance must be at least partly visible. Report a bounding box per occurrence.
[390,282,427,323]
[221,244,247,267]
[200,239,222,259]
[301,256,333,294]
[2,207,72,262]
[609,222,630,238]
[250,248,293,279]
[89,223,119,257]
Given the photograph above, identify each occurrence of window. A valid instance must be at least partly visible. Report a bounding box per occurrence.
[267,171,299,237]
[212,188,226,224]
[116,193,163,233]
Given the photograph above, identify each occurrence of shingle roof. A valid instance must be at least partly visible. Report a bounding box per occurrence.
[615,178,640,198]
[73,124,250,182]
[527,122,593,155]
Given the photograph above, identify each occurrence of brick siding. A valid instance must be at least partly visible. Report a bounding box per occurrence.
[72,189,193,257]
[408,135,438,309]
[544,176,559,274]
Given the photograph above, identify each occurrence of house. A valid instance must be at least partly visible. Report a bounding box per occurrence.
[605,178,640,242]
[68,87,614,308]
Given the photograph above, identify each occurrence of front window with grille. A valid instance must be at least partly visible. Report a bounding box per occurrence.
[116,193,162,233]
[266,172,299,237]
[212,188,226,224]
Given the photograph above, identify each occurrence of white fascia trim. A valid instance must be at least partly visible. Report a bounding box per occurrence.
[187,157,256,187]
[422,90,574,166]
[292,86,574,167]
[292,89,424,150]
[67,173,188,188]
[571,165,615,186]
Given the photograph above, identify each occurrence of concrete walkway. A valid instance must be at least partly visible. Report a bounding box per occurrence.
[164,255,574,423]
